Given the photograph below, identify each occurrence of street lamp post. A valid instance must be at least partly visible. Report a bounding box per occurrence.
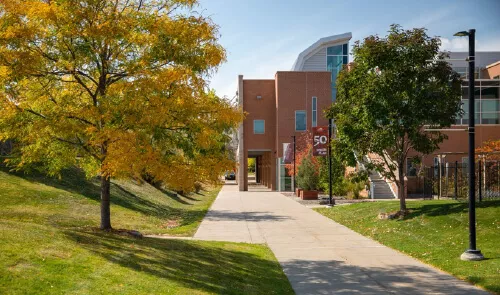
[454,29,484,261]
[328,118,334,207]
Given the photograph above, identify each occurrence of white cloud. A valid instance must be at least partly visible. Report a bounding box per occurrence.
[440,37,500,52]
[440,37,469,51]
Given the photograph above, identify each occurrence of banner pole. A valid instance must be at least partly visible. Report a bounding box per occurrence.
[328,119,334,206]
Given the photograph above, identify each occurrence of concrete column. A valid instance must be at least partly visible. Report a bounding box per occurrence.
[271,152,277,191]
[237,75,247,191]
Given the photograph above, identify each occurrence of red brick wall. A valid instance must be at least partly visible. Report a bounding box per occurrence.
[275,71,331,157]
[407,125,500,166]
[482,63,500,79]
[243,80,276,151]
[241,72,331,191]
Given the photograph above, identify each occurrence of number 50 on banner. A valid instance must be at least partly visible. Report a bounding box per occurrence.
[312,127,329,157]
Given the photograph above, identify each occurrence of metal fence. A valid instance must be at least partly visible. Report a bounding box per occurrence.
[412,161,500,200]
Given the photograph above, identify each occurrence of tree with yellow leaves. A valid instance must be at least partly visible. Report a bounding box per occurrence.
[477,140,500,161]
[0,0,242,230]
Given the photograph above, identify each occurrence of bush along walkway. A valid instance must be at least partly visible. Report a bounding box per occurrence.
[195,184,492,295]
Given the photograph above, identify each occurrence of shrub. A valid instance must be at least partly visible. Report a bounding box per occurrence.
[318,156,346,196]
[296,151,319,191]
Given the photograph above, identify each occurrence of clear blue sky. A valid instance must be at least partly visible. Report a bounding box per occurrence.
[197,0,500,99]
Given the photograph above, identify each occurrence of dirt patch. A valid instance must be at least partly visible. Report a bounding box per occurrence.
[160,220,181,229]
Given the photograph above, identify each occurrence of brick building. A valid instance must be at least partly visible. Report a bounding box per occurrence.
[235,33,500,195]
[236,33,351,191]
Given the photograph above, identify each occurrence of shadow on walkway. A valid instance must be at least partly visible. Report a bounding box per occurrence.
[204,210,292,222]
[281,259,486,295]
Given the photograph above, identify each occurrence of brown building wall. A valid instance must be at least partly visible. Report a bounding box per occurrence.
[407,125,500,166]
[242,79,277,190]
[240,72,332,191]
[243,80,276,151]
[275,71,331,157]
[482,63,500,79]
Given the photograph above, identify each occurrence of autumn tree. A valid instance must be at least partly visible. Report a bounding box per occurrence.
[477,140,500,161]
[329,25,462,213]
[0,0,242,230]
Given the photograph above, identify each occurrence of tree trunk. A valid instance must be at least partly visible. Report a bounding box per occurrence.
[100,176,112,230]
[398,162,407,212]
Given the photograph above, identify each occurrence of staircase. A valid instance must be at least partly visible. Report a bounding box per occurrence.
[369,170,396,199]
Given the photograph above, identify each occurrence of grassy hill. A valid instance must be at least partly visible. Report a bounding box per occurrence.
[0,168,294,294]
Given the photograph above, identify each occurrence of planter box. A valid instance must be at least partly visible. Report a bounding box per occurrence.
[295,188,303,196]
[300,190,318,200]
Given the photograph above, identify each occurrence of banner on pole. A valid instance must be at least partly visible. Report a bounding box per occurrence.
[284,142,294,163]
[312,126,329,157]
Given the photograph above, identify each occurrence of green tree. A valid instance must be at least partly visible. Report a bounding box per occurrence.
[296,151,319,191]
[318,141,346,196]
[0,0,242,230]
[328,25,462,212]
[248,158,256,173]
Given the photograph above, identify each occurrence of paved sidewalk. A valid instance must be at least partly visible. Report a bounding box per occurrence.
[194,184,490,295]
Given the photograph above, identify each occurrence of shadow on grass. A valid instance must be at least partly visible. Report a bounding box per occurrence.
[0,166,206,223]
[64,230,294,295]
[64,229,491,295]
[157,186,199,203]
[403,200,500,220]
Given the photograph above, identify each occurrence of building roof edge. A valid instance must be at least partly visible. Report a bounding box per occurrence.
[291,32,352,71]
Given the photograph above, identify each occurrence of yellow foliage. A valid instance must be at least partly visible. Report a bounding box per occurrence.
[0,0,242,191]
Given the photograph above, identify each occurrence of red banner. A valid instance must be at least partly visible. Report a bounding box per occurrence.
[312,127,329,157]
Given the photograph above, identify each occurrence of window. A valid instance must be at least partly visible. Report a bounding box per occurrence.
[295,111,306,131]
[454,81,500,125]
[253,120,265,134]
[433,157,439,177]
[312,97,317,127]
[327,43,349,101]
[406,158,417,176]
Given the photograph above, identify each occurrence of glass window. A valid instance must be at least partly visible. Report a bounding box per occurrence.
[481,113,500,124]
[253,120,265,134]
[480,86,500,99]
[482,100,500,112]
[327,55,343,84]
[326,43,348,101]
[461,87,468,98]
[312,97,317,127]
[295,111,306,131]
[453,67,467,78]
[461,100,481,112]
[327,45,343,55]
[331,87,337,101]
[406,158,417,176]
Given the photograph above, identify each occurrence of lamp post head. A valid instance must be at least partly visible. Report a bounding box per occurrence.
[454,31,469,37]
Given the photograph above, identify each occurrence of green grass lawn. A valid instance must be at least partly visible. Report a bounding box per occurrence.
[0,168,294,294]
[316,200,500,294]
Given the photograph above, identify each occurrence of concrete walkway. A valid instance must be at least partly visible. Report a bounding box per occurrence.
[194,183,490,295]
